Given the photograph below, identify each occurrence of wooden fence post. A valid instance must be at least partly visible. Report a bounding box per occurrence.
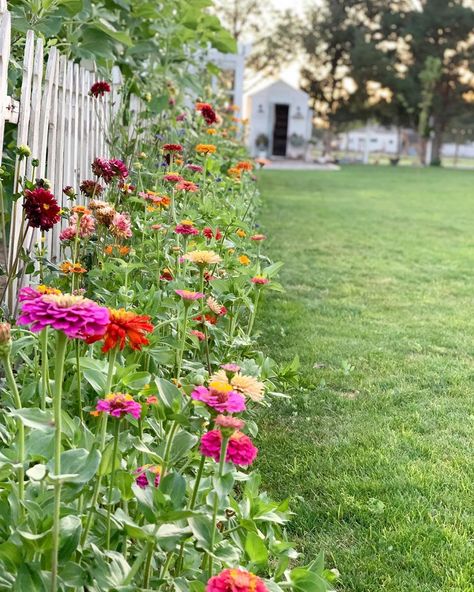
[0,0,11,166]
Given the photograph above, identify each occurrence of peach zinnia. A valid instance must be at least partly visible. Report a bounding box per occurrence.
[195,144,216,154]
[183,250,221,266]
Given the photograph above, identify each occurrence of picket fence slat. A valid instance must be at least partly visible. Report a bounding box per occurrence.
[0,16,146,306]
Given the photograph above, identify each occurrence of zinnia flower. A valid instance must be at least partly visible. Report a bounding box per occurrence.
[210,370,265,402]
[110,212,132,240]
[134,465,161,488]
[175,221,199,235]
[251,276,269,285]
[191,381,246,413]
[18,293,109,340]
[60,261,87,274]
[186,164,203,173]
[206,569,267,592]
[239,255,250,265]
[89,81,111,97]
[203,227,222,241]
[175,289,205,301]
[23,187,61,231]
[109,159,129,179]
[92,157,114,182]
[96,393,141,419]
[215,415,245,431]
[207,296,226,316]
[195,144,216,154]
[160,268,173,281]
[183,250,221,266]
[91,308,153,353]
[190,329,206,341]
[176,180,199,192]
[236,161,253,171]
[196,102,218,125]
[250,234,266,241]
[163,143,183,153]
[200,430,258,466]
[163,173,183,183]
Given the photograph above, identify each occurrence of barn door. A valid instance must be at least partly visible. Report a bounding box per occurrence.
[272,103,289,156]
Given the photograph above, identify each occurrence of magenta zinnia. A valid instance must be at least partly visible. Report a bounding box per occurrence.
[18,292,109,340]
[200,430,258,466]
[96,393,141,419]
[191,381,246,413]
[206,569,268,592]
[134,465,161,488]
[175,289,204,301]
[23,187,61,231]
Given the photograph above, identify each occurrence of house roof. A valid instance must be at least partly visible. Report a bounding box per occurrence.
[246,79,309,99]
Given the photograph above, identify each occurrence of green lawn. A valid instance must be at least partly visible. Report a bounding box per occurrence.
[256,166,474,592]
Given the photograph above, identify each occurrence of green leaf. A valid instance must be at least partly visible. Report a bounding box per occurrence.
[170,430,198,462]
[9,408,53,431]
[0,541,21,571]
[58,516,82,562]
[290,567,328,592]
[92,22,133,47]
[122,371,151,390]
[155,378,182,409]
[188,516,213,551]
[159,472,186,508]
[47,448,100,483]
[245,531,268,568]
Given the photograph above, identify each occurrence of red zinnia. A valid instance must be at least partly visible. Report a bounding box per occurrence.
[163,144,183,153]
[89,308,154,353]
[176,180,199,192]
[23,187,61,231]
[197,102,217,125]
[90,81,111,98]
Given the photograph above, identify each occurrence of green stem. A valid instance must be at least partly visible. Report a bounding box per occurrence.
[208,436,229,578]
[176,305,189,381]
[1,353,25,513]
[143,420,179,586]
[188,455,206,510]
[75,341,83,422]
[106,419,121,550]
[51,331,68,592]
[247,289,261,337]
[40,328,49,410]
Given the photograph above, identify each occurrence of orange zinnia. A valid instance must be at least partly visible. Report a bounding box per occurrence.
[97,308,154,353]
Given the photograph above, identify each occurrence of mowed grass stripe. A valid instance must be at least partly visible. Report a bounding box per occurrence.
[256,166,474,592]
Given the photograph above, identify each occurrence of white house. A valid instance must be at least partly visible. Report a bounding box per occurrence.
[338,125,401,157]
[244,80,313,159]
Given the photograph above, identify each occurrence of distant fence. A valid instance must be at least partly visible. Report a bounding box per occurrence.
[0,1,124,307]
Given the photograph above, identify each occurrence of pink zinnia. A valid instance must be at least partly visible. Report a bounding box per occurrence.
[191,382,246,413]
[200,430,258,466]
[251,276,269,285]
[175,289,204,301]
[186,164,203,173]
[96,392,141,419]
[221,363,241,374]
[18,293,109,340]
[164,174,183,183]
[215,414,245,431]
[134,465,161,489]
[175,222,199,236]
[176,113,187,122]
[190,329,206,341]
[250,234,266,241]
[110,212,132,239]
[59,225,76,242]
[176,180,199,193]
[206,569,267,592]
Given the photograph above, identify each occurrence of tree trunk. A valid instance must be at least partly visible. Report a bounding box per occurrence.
[430,116,445,166]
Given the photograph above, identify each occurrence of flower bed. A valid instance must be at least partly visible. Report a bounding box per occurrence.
[0,94,336,591]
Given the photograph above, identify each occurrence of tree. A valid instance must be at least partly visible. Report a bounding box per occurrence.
[211,0,263,41]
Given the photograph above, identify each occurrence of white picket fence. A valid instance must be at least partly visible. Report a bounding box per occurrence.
[0,1,124,309]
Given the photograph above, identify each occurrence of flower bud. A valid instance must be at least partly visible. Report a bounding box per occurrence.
[31,158,40,168]
[0,323,12,358]
[63,186,75,199]
[17,145,31,159]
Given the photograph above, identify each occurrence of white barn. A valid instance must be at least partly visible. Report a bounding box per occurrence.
[244,80,313,159]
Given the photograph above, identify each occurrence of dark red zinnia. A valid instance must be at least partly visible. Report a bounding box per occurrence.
[92,158,114,183]
[90,81,111,98]
[109,158,129,179]
[80,179,104,198]
[23,188,61,231]
[200,103,217,125]
[163,144,183,153]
